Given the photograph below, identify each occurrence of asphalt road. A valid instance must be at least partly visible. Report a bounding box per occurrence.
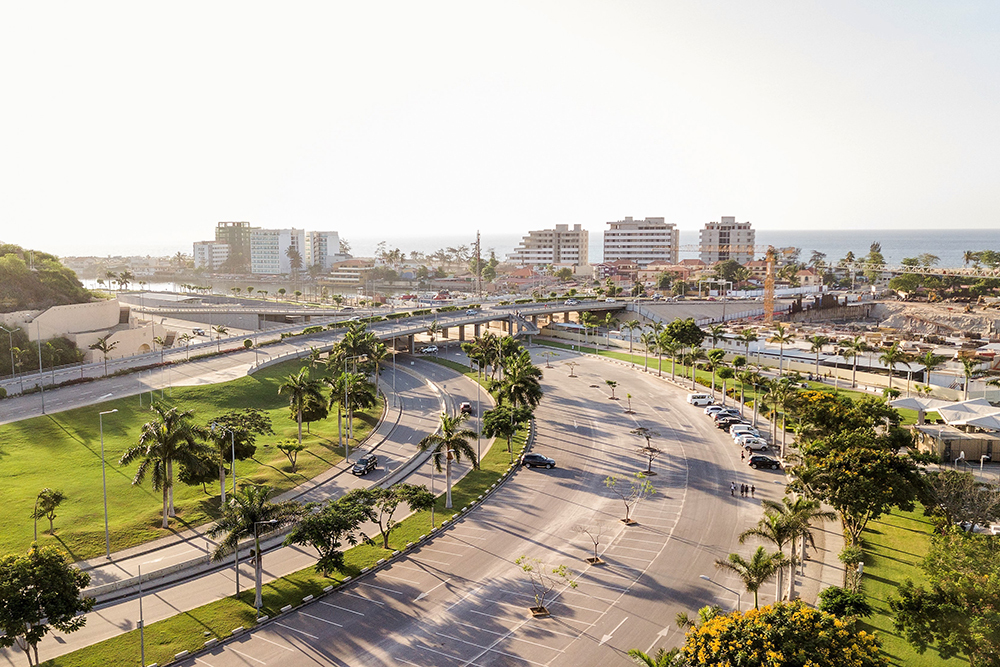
[176,349,789,667]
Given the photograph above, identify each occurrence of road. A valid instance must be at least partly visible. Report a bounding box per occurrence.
[174,348,795,667]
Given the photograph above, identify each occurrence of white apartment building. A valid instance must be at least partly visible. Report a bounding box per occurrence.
[508,224,589,267]
[193,241,230,270]
[250,228,307,275]
[603,217,679,266]
[304,231,341,271]
[699,216,756,264]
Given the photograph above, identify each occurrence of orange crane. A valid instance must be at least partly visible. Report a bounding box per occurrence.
[763,246,777,324]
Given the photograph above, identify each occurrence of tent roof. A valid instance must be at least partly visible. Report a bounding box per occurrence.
[889,396,955,412]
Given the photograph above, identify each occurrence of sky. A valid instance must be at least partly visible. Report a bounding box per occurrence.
[1,1,999,257]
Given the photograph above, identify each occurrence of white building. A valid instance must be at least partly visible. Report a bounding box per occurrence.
[193,241,230,271]
[699,216,756,264]
[508,224,589,267]
[304,231,342,271]
[603,217,679,266]
[250,228,307,275]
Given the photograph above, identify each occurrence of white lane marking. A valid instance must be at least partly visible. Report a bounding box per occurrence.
[377,573,422,585]
[412,643,468,663]
[458,617,579,640]
[418,547,467,557]
[607,544,661,554]
[415,577,452,601]
[648,626,673,654]
[446,583,486,611]
[435,632,550,665]
[253,635,295,651]
[599,616,628,645]
[410,556,451,566]
[274,621,319,640]
[195,659,217,667]
[230,648,266,664]
[319,600,364,616]
[358,581,404,595]
[342,591,385,606]
[502,592,604,614]
[299,611,343,627]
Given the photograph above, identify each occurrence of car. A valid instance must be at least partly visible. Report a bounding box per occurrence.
[192,327,206,336]
[713,410,742,423]
[748,455,781,470]
[565,299,580,305]
[340,306,354,312]
[420,345,438,353]
[459,401,473,415]
[717,417,748,431]
[704,405,727,416]
[351,453,378,476]
[733,431,764,445]
[466,309,478,315]
[521,453,556,469]
[731,425,761,440]
[742,438,770,451]
[605,298,616,303]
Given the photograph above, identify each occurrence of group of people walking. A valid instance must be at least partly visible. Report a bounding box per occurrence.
[730,481,755,498]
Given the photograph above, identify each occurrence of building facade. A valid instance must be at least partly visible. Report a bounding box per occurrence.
[603,217,679,266]
[193,241,230,271]
[215,221,254,272]
[699,216,755,264]
[508,224,589,267]
[304,231,342,271]
[250,228,307,275]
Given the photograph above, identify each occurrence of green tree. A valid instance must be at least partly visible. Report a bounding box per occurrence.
[620,320,643,364]
[768,323,794,376]
[739,510,797,601]
[714,546,786,608]
[878,342,906,391]
[495,349,543,409]
[605,379,618,399]
[30,488,67,535]
[960,356,982,400]
[761,495,836,600]
[605,474,656,524]
[627,647,681,666]
[0,545,95,666]
[419,413,478,509]
[119,404,212,528]
[808,335,830,377]
[285,496,372,577]
[705,348,726,398]
[88,335,118,376]
[213,324,229,352]
[207,408,273,504]
[818,586,873,619]
[639,331,655,373]
[209,484,303,608]
[276,439,306,472]
[482,404,533,463]
[278,367,325,445]
[346,484,435,549]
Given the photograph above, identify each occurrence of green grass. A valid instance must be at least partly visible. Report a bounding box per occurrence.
[0,359,381,561]
[42,407,529,667]
[859,507,964,667]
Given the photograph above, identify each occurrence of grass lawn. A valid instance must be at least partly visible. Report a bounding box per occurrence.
[0,359,381,561]
[859,507,964,667]
[42,408,529,667]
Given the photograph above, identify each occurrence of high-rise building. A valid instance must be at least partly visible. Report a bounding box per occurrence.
[250,228,307,275]
[508,224,589,267]
[192,241,230,270]
[603,217,679,266]
[304,231,342,271]
[215,221,254,272]
[699,217,755,264]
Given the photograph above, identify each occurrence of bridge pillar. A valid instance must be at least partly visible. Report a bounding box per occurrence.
[408,334,415,353]
[475,323,481,337]
[441,327,449,340]
[459,325,466,342]
[531,315,538,326]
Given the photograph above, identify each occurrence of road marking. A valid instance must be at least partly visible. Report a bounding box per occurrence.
[607,544,660,554]
[436,632,549,665]
[411,556,451,566]
[418,547,467,557]
[299,611,343,627]
[600,616,628,645]
[253,635,295,651]
[319,600,364,615]
[446,583,486,610]
[195,658,217,667]
[378,573,422,585]
[415,577,452,601]
[358,581,404,595]
[648,626,672,653]
[274,622,319,639]
[230,648,266,664]
[342,591,385,606]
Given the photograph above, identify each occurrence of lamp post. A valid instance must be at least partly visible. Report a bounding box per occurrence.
[0,325,16,390]
[700,574,741,612]
[99,408,118,559]
[138,564,146,667]
[253,519,278,614]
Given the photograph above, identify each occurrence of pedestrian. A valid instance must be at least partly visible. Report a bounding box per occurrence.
[750,484,756,498]
[730,481,735,496]
[741,450,745,461]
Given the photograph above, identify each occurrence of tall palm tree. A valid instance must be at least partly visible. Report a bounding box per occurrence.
[807,335,830,378]
[209,484,302,608]
[659,335,681,381]
[496,350,543,409]
[602,312,617,348]
[878,343,906,391]
[761,496,836,600]
[918,351,946,388]
[738,328,759,362]
[739,511,797,602]
[961,356,981,400]
[708,324,726,348]
[706,349,726,398]
[278,368,325,445]
[846,335,868,388]
[639,331,655,372]
[714,546,786,608]
[579,311,597,350]
[213,325,229,352]
[627,648,681,667]
[88,336,118,376]
[621,320,642,365]
[426,319,441,344]
[117,270,134,290]
[717,367,735,407]
[687,347,707,390]
[119,404,211,528]
[419,413,478,508]
[736,369,755,417]
[768,324,794,377]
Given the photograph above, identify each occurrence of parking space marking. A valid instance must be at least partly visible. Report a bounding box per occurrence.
[411,642,469,664]
[342,591,385,606]
[319,600,364,616]
[230,648,266,664]
[253,635,295,651]
[607,543,660,554]
[435,633,549,666]
[377,573,423,585]
[299,611,343,627]
[502,591,604,614]
[418,547,467,557]
[358,581,405,595]
[411,556,452,566]
[274,622,319,640]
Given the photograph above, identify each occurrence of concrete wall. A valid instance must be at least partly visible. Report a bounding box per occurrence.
[24,299,121,341]
[75,322,169,363]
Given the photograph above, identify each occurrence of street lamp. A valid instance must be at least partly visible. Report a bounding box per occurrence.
[0,325,16,390]
[99,408,119,559]
[253,519,278,614]
[700,574,741,612]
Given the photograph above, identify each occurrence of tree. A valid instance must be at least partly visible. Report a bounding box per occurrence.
[627,648,681,667]
[327,370,377,441]
[119,404,212,528]
[31,488,66,535]
[278,367,325,445]
[768,324,794,376]
[276,439,306,472]
[639,331,655,372]
[284,496,369,576]
[705,348,726,398]
[808,335,830,377]
[0,545,95,666]
[680,601,887,666]
[739,510,797,601]
[605,474,656,523]
[621,320,642,365]
[761,496,835,600]
[88,336,118,376]
[514,556,577,614]
[482,404,532,463]
[495,349,543,409]
[209,485,302,609]
[177,332,193,359]
[960,356,982,400]
[426,319,440,344]
[605,379,618,399]
[892,528,1000,665]
[207,408,273,504]
[286,246,303,279]
[878,342,906,391]
[346,484,434,549]
[918,350,946,387]
[714,546,786,608]
[213,324,229,352]
[922,470,1000,530]
[419,412,478,509]
[631,426,661,475]
[818,585,873,619]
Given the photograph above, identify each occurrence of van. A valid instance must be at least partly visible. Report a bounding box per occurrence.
[687,393,712,406]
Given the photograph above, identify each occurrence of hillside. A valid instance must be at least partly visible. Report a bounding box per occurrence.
[0,243,92,312]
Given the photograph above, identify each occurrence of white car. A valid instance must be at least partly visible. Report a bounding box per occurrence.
[419,345,438,353]
[704,405,726,416]
[731,425,761,441]
[742,438,770,452]
[466,309,478,315]
[734,432,766,447]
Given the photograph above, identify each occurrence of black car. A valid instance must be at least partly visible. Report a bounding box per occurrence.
[712,409,741,422]
[521,453,556,469]
[351,453,378,476]
[748,455,781,470]
[716,416,747,431]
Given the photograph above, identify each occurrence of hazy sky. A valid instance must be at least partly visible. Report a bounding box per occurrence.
[2,1,998,257]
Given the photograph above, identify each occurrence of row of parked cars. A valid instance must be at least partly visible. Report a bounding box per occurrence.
[687,393,782,470]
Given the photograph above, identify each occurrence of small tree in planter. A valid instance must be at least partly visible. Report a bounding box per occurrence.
[514,556,578,616]
[605,473,655,524]
[578,524,607,565]
[276,440,306,473]
[630,427,662,476]
[566,361,579,377]
[605,379,618,400]
[625,392,634,414]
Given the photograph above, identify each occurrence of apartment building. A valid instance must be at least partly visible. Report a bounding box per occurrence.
[304,231,342,271]
[508,224,589,267]
[215,221,253,272]
[250,228,307,275]
[699,217,755,264]
[603,217,679,266]
[193,241,230,271]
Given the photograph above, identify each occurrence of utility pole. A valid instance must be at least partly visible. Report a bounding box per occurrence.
[475,230,482,298]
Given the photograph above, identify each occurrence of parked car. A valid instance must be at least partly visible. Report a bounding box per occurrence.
[420,345,438,353]
[734,431,765,446]
[730,425,761,440]
[521,453,556,469]
[605,298,616,303]
[704,405,727,416]
[340,306,354,312]
[716,416,747,431]
[742,438,770,452]
[687,393,713,406]
[713,410,742,423]
[748,455,781,470]
[351,453,378,476]
[459,401,473,415]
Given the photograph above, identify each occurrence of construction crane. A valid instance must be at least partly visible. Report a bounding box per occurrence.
[763,246,777,324]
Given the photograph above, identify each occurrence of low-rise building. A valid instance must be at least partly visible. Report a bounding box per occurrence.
[699,217,755,263]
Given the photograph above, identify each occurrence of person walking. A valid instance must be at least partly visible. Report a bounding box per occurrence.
[750,484,756,498]
[730,481,736,496]
[741,450,745,461]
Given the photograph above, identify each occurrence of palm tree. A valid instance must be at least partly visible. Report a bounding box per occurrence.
[627,648,681,666]
[718,367,735,407]
[687,347,707,390]
[117,270,134,290]
[602,312,617,348]
[736,369,756,417]
[706,349,726,398]
[961,356,981,400]
[88,336,118,376]
[708,324,726,348]
[621,320,642,366]
[738,328,759,362]
[496,351,544,409]
[338,371,377,439]
[278,368,325,445]
[153,336,167,363]
[878,343,906,391]
[845,335,868,388]
[426,319,441,345]
[579,311,597,350]
[768,324,794,377]
[213,325,229,352]
[659,336,682,381]
[807,335,830,378]
[177,333,193,360]
[714,546,786,608]
[639,331,655,372]
[119,404,211,528]
[761,496,835,600]
[419,413,478,508]
[209,484,302,608]
[918,351,946,388]
[739,511,797,602]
